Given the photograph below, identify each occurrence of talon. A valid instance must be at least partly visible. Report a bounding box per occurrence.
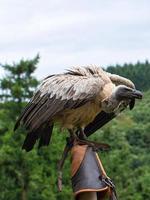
[78,128,87,140]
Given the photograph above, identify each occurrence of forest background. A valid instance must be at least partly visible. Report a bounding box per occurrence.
[0,56,149,200]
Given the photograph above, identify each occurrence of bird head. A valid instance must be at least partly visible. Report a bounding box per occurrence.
[114,85,143,100]
[101,85,143,113]
[115,85,143,110]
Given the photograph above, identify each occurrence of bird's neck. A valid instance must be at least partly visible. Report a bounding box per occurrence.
[99,83,116,101]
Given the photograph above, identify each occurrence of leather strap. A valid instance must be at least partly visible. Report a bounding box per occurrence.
[95,153,118,200]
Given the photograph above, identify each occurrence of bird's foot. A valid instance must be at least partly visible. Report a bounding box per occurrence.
[68,128,110,151]
[75,138,111,151]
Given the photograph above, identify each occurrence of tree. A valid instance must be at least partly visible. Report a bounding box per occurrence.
[0,56,72,200]
[0,55,40,200]
[0,58,150,200]
[0,54,39,117]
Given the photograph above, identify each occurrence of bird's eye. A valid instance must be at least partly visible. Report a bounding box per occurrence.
[124,88,131,92]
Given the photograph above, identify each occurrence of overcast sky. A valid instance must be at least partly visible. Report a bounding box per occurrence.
[0,0,150,79]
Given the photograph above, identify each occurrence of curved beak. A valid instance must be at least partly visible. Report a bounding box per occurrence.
[127,89,142,110]
[116,87,143,110]
[129,89,143,99]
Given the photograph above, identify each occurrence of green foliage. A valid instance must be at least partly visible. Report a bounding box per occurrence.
[90,91,150,200]
[0,59,149,200]
[0,54,39,103]
[0,55,39,120]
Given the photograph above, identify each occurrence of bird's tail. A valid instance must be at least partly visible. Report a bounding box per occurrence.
[22,123,54,152]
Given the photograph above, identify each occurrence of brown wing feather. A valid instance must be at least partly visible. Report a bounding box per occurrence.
[15,70,104,132]
[14,66,106,151]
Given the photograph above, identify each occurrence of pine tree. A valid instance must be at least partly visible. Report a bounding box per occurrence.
[0,54,39,118]
[0,55,40,200]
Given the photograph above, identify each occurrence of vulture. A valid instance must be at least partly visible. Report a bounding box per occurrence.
[14,66,142,151]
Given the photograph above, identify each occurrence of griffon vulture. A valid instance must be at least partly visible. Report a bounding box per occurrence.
[14,66,142,151]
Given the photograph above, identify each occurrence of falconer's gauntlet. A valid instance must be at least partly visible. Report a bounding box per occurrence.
[70,143,117,200]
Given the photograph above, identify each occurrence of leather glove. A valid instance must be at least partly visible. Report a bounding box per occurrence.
[70,144,117,200]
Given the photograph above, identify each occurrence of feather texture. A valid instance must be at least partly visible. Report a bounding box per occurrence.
[14,65,136,151]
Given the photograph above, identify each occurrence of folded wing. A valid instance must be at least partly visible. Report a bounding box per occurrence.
[14,72,104,151]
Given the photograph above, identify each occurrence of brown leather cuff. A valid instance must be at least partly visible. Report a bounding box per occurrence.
[71,144,111,200]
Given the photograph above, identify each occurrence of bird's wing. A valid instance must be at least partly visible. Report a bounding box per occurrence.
[85,111,116,136]
[85,102,128,137]
[14,73,104,132]
[106,72,135,89]
[85,104,128,137]
[85,72,135,137]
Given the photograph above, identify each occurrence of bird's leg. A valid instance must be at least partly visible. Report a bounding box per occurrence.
[78,127,87,140]
[68,129,78,140]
